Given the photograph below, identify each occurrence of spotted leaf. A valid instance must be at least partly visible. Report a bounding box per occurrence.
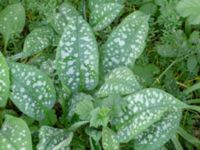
[0,115,32,150]
[134,110,182,150]
[9,62,56,121]
[102,11,149,74]
[50,3,79,34]
[113,88,187,143]
[68,93,94,119]
[0,52,9,107]
[23,26,55,56]
[89,0,124,31]
[116,108,167,143]
[102,127,119,150]
[37,126,73,150]
[96,67,141,98]
[56,16,99,92]
[0,3,25,45]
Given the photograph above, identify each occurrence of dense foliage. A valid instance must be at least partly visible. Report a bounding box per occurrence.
[0,0,200,150]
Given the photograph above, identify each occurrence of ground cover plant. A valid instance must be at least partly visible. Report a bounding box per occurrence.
[0,0,200,150]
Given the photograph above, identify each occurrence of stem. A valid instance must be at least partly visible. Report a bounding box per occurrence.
[185,20,191,37]
[152,60,177,85]
[171,135,183,150]
[152,52,197,85]
[82,0,87,20]
[186,99,200,104]
[187,105,200,112]
[177,127,200,146]
[8,52,25,61]
[3,40,8,55]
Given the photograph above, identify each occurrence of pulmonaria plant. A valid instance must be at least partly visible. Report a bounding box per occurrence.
[0,1,200,150]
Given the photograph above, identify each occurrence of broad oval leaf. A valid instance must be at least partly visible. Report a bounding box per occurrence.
[113,88,187,142]
[0,115,32,150]
[0,3,25,44]
[0,52,9,107]
[50,3,79,35]
[37,126,73,150]
[89,0,124,31]
[96,67,141,98]
[23,26,55,56]
[116,108,167,143]
[9,62,56,120]
[176,0,200,25]
[68,93,94,119]
[102,11,149,74]
[134,110,182,150]
[76,99,94,121]
[56,16,99,92]
[102,127,119,150]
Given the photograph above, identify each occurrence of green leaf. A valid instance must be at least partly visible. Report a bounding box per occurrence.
[0,3,25,45]
[68,93,94,119]
[97,67,141,98]
[76,99,94,121]
[139,3,158,15]
[113,88,187,142]
[134,110,182,150]
[37,126,73,150]
[50,3,79,34]
[102,127,119,150]
[187,55,197,73]
[89,0,124,31]
[67,121,88,132]
[9,62,56,121]
[0,115,32,150]
[23,26,55,56]
[56,16,99,92]
[176,0,200,25]
[0,52,9,107]
[100,95,125,117]
[183,82,200,95]
[102,11,149,74]
[90,107,110,128]
[86,128,102,142]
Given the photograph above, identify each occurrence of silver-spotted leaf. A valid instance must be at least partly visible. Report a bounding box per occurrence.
[56,16,99,92]
[102,11,149,74]
[37,126,73,150]
[0,3,25,45]
[23,26,54,56]
[176,0,200,25]
[0,52,9,107]
[134,110,182,150]
[102,127,119,150]
[0,115,32,150]
[68,93,94,119]
[96,67,141,98]
[50,3,79,34]
[113,88,187,142]
[116,108,167,143]
[89,0,124,31]
[9,62,56,121]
